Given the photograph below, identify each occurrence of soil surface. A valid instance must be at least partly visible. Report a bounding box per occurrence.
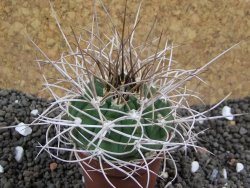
[0,0,250,105]
[0,89,249,188]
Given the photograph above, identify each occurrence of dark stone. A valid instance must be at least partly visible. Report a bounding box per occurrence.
[47,183,56,188]
[23,170,33,177]
[3,182,14,188]
[0,110,6,116]
[33,181,45,188]
[175,183,183,188]
[0,90,9,96]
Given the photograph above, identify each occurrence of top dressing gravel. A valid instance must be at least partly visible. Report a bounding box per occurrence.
[0,89,249,188]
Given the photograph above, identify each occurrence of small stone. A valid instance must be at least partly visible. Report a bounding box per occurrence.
[31,20,40,29]
[31,109,39,116]
[222,106,234,120]
[222,184,228,188]
[47,38,56,47]
[15,146,24,162]
[175,183,183,188]
[8,22,24,37]
[15,122,32,136]
[239,127,248,135]
[74,184,82,188]
[50,162,58,171]
[222,168,227,180]
[82,176,85,183]
[191,161,199,173]
[161,171,168,178]
[236,163,244,173]
[0,160,8,167]
[3,181,14,188]
[0,165,4,173]
[23,170,33,177]
[213,142,219,148]
[228,158,237,166]
[170,20,182,32]
[0,90,9,96]
[197,116,204,124]
[14,100,19,103]
[210,169,218,181]
[218,178,227,185]
[67,11,76,19]
[21,7,30,16]
[47,183,56,188]
[229,120,236,126]
[0,110,6,116]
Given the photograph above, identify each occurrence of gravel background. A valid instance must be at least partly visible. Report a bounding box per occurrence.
[0,89,249,188]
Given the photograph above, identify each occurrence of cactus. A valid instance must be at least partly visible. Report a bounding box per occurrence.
[68,78,173,160]
[24,1,238,187]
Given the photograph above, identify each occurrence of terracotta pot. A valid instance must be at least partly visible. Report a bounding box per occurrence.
[78,153,162,188]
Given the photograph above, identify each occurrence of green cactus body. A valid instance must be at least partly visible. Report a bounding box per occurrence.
[68,79,173,160]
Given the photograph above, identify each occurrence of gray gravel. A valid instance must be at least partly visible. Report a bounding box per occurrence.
[0,89,249,188]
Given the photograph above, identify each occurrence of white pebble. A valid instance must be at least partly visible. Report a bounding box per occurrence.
[74,117,82,125]
[161,172,168,178]
[15,146,24,162]
[197,116,204,124]
[222,106,234,120]
[222,184,228,188]
[236,163,244,173]
[210,169,219,181]
[0,165,4,173]
[14,100,19,103]
[15,122,32,136]
[191,161,199,173]
[31,109,39,116]
[222,168,227,179]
